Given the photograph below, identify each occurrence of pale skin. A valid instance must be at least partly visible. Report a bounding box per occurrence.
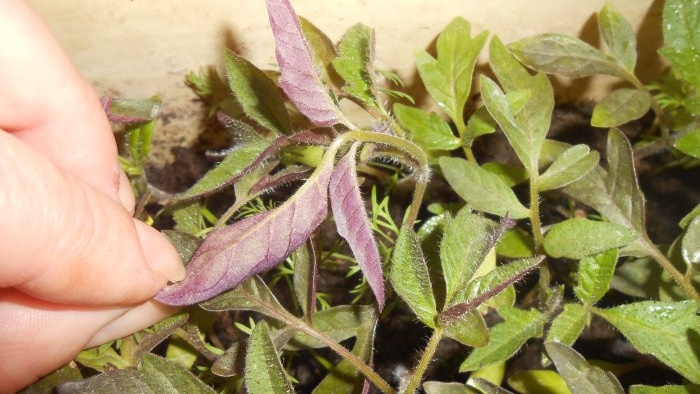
[0,1,185,391]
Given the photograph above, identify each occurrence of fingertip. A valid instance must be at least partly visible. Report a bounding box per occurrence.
[134,221,186,284]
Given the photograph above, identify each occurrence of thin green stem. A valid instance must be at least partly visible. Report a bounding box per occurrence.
[403,327,444,394]
[529,170,549,302]
[641,235,700,301]
[216,198,248,228]
[339,130,430,228]
[279,312,395,394]
[454,119,477,164]
[626,71,671,141]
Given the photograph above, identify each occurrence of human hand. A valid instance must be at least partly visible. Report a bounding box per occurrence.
[0,1,185,391]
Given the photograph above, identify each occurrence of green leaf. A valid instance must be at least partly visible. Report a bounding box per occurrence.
[674,128,700,158]
[605,129,646,231]
[508,34,631,82]
[163,230,202,265]
[129,313,190,366]
[59,354,215,394]
[333,23,382,109]
[312,320,376,394]
[563,129,647,243]
[444,311,490,347]
[201,276,288,322]
[390,225,438,327]
[439,157,530,219]
[440,208,497,305]
[592,89,652,127]
[211,342,244,377]
[544,218,636,259]
[126,120,155,169]
[482,162,529,188]
[630,384,700,394]
[287,305,375,349]
[506,370,571,394]
[468,362,507,388]
[537,144,599,191]
[394,103,461,151]
[455,257,542,308]
[292,242,314,318]
[465,106,497,143]
[415,17,488,129]
[459,307,545,372]
[539,139,571,167]
[245,322,295,394]
[171,201,206,236]
[496,228,535,258]
[545,342,624,394]
[483,37,554,172]
[25,363,83,393]
[423,381,477,394]
[57,371,148,394]
[546,303,588,348]
[575,249,619,304]
[441,259,540,337]
[468,378,515,394]
[141,354,215,393]
[659,0,700,90]
[610,257,664,299]
[177,137,270,201]
[595,300,700,383]
[75,345,130,372]
[682,216,700,265]
[164,337,198,370]
[223,50,290,134]
[599,3,637,71]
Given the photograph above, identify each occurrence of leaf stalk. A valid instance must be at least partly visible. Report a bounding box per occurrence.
[403,327,444,394]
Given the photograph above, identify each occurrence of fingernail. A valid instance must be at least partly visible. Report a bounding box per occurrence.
[134,221,186,283]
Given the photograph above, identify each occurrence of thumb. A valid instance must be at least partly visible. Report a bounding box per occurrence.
[0,130,184,305]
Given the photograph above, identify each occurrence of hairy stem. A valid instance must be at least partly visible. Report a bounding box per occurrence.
[641,235,700,301]
[454,119,477,164]
[279,312,395,394]
[403,327,444,394]
[339,130,430,228]
[529,170,549,302]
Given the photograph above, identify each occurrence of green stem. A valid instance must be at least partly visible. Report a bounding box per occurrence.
[626,72,670,141]
[339,130,430,228]
[279,312,395,394]
[216,198,248,228]
[641,235,700,301]
[529,170,549,301]
[403,327,444,394]
[454,119,477,164]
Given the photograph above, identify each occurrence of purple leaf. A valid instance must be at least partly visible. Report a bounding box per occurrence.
[156,159,334,306]
[329,143,385,309]
[266,0,344,127]
[100,96,160,124]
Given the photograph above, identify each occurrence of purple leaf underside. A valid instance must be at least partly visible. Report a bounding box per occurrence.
[100,96,159,124]
[156,159,333,306]
[329,144,385,309]
[266,0,342,127]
